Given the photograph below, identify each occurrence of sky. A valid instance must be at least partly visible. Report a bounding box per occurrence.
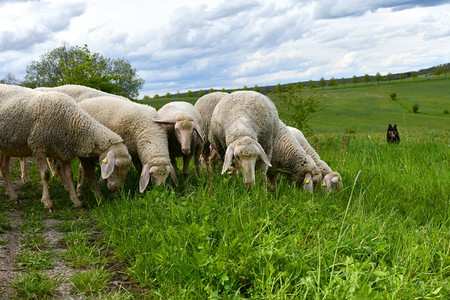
[1,0,449,98]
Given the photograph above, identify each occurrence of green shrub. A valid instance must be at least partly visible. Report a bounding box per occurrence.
[412,104,419,113]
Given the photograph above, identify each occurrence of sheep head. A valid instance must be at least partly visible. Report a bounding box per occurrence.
[139,163,177,192]
[154,118,203,155]
[222,137,271,188]
[322,172,342,191]
[99,143,132,191]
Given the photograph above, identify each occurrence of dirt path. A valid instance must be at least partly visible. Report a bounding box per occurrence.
[0,210,23,298]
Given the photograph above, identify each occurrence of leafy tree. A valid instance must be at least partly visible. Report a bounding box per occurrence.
[165,92,172,98]
[308,80,316,89]
[209,88,215,94]
[197,90,205,97]
[186,90,195,97]
[411,72,418,80]
[141,95,151,101]
[295,81,304,89]
[253,85,261,92]
[351,75,359,86]
[319,77,326,89]
[374,72,383,86]
[270,84,321,135]
[398,73,406,81]
[363,74,371,85]
[443,65,448,77]
[23,44,144,98]
[327,77,338,88]
[285,83,294,92]
[153,94,160,99]
[385,73,395,82]
[412,104,419,113]
[221,88,227,92]
[434,67,442,78]
[390,93,397,100]
[242,85,249,91]
[275,83,284,92]
[340,78,347,87]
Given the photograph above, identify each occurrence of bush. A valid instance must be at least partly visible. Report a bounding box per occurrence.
[270,85,321,135]
[390,93,397,100]
[412,104,419,113]
[444,110,449,115]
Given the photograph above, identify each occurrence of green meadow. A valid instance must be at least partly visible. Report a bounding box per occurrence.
[1,77,449,298]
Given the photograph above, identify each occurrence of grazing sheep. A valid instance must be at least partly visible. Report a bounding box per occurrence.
[35,84,126,103]
[267,121,322,191]
[154,101,204,180]
[77,96,176,195]
[194,92,229,170]
[0,84,131,211]
[209,91,278,188]
[287,126,342,191]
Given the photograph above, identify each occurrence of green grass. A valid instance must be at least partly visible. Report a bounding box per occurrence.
[70,267,112,295]
[88,131,449,298]
[12,271,60,299]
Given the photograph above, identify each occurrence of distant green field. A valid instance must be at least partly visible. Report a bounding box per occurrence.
[141,78,449,136]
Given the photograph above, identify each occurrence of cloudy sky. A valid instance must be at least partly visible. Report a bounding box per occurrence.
[1,0,449,97]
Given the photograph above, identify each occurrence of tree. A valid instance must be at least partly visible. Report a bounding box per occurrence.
[186,90,195,97]
[269,84,321,135]
[434,67,442,78]
[285,83,294,92]
[221,88,227,92]
[327,77,338,88]
[319,77,326,89]
[209,88,215,94]
[398,73,406,81]
[308,80,316,89]
[242,85,249,91]
[386,73,395,82]
[363,74,371,85]
[340,78,347,87]
[351,75,359,86]
[253,85,261,92]
[197,90,205,97]
[1,73,20,85]
[141,95,151,101]
[275,83,284,93]
[411,72,418,80]
[23,44,144,98]
[153,94,160,99]
[443,65,449,77]
[165,92,172,98]
[374,72,383,86]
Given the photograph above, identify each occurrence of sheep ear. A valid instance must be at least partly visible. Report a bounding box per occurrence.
[153,119,176,125]
[139,164,151,193]
[100,151,115,179]
[169,163,177,185]
[256,142,271,167]
[222,144,234,174]
[304,173,313,192]
[193,122,204,142]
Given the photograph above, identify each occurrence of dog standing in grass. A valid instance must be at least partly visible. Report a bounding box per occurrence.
[387,124,400,143]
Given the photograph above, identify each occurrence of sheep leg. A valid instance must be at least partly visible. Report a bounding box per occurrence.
[37,158,53,212]
[59,160,83,209]
[77,158,103,200]
[0,154,19,203]
[20,157,30,184]
[182,155,192,180]
[208,146,219,172]
[194,146,202,177]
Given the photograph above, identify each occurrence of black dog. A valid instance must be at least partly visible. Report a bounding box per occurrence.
[387,124,400,143]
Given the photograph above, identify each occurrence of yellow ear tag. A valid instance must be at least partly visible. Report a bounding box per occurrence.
[102,157,108,164]
[322,181,327,187]
[141,173,144,177]
[304,179,310,184]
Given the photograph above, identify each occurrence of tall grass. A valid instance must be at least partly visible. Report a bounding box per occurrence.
[91,131,449,298]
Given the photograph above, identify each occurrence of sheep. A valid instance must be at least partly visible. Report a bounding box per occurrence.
[154,101,204,180]
[209,91,278,188]
[77,96,176,195]
[287,126,342,191]
[193,92,229,170]
[0,84,132,211]
[267,121,322,191]
[35,84,126,103]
